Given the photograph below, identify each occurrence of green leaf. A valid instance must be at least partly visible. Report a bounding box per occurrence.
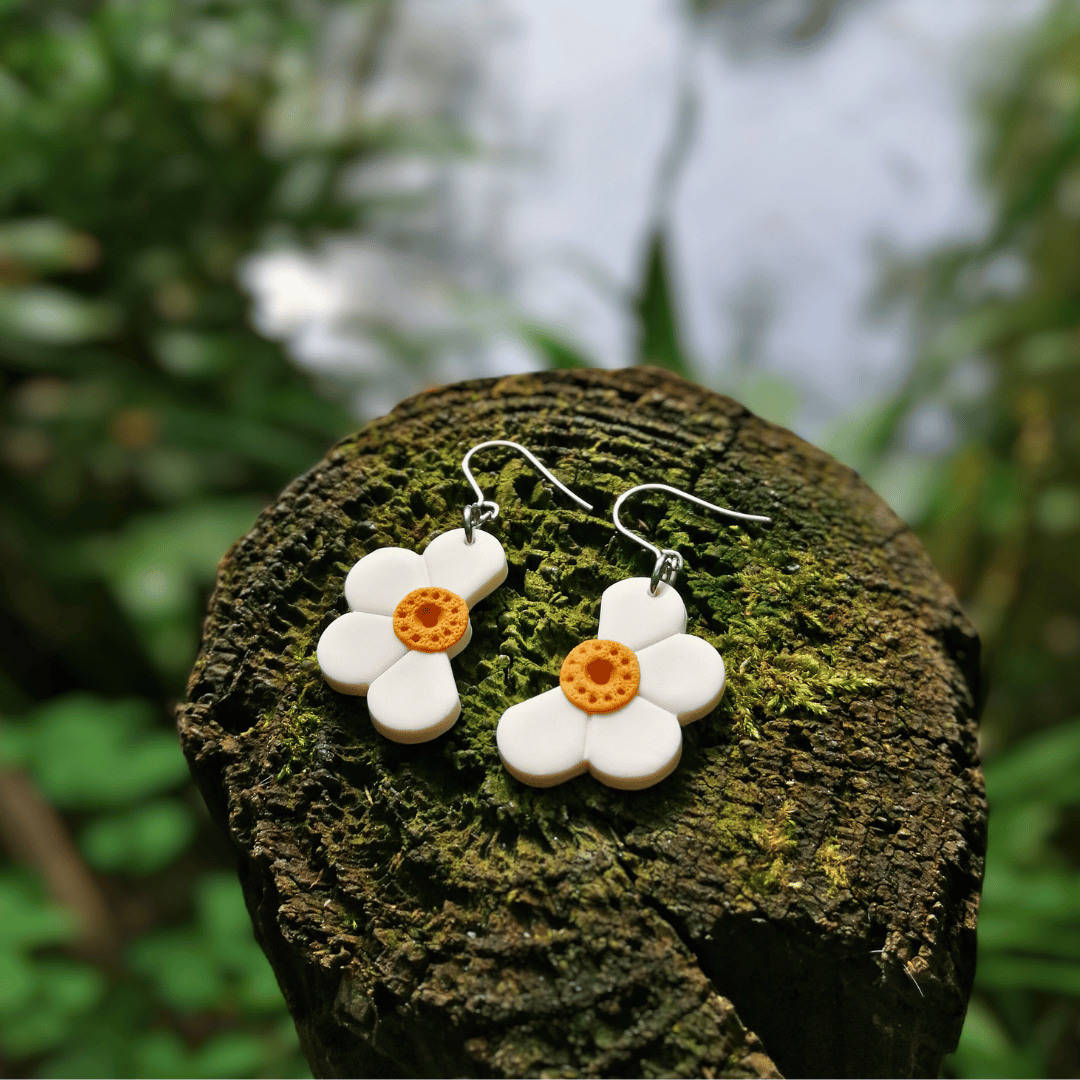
[15,694,189,810]
[945,997,1043,1079]
[986,801,1060,867]
[977,955,1080,995]
[981,461,1026,536]
[196,874,284,1010]
[38,981,154,1078]
[517,323,594,371]
[0,955,105,1058]
[198,873,255,950]
[129,929,222,1011]
[35,960,104,1014]
[864,453,940,526]
[819,397,906,474]
[0,952,34,1012]
[153,329,236,379]
[129,874,287,1016]
[162,405,324,472]
[0,285,118,344]
[981,860,1080,921]
[976,915,1080,960]
[191,1032,267,1079]
[1033,485,1080,534]
[79,799,196,874]
[1019,329,1079,372]
[634,231,694,378]
[85,500,261,677]
[0,218,99,272]
[984,717,1080,805]
[0,874,75,951]
[239,957,287,1012]
[88,500,261,616]
[736,371,801,431]
[133,1030,192,1080]
[0,723,30,766]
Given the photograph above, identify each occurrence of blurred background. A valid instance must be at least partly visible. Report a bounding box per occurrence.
[0,0,1078,1075]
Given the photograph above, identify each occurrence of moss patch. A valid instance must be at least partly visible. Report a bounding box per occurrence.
[816,838,856,895]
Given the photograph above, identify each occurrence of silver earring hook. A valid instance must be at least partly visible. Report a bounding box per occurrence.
[461,440,594,543]
[612,483,771,594]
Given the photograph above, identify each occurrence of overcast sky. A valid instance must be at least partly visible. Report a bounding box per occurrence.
[246,0,1047,431]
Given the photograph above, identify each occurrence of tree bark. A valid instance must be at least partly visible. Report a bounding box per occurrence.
[178,367,985,1078]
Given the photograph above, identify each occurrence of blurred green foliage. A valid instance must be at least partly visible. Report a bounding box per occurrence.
[1,0,1079,1075]
[0,696,299,1076]
[818,3,1080,1074]
[0,873,102,1064]
[947,725,1080,1076]
[634,231,694,379]
[0,0,364,1074]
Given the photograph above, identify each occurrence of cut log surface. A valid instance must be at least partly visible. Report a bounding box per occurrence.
[178,368,985,1079]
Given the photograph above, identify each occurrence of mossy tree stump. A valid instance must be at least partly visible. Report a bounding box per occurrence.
[179,368,985,1078]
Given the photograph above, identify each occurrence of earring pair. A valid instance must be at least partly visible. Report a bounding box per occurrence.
[316,444,769,790]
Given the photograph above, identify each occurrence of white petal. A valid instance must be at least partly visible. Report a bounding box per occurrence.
[596,577,686,651]
[366,651,460,743]
[585,696,683,790]
[344,547,429,615]
[446,619,472,661]
[497,686,588,787]
[422,528,508,608]
[636,634,726,724]
[317,612,406,695]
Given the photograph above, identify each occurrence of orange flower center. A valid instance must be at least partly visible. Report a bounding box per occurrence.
[393,587,468,652]
[559,639,639,714]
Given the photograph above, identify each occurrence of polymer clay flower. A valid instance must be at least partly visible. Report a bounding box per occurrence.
[317,529,507,743]
[496,577,725,789]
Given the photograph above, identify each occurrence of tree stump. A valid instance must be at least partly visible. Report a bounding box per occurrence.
[178,367,985,1079]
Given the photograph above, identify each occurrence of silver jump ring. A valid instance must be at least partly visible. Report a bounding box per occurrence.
[463,500,499,544]
[650,549,684,595]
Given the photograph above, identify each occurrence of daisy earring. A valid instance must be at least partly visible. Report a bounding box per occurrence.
[497,483,771,791]
[316,441,593,744]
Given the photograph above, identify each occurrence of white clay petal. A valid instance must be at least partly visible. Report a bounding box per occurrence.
[446,619,472,661]
[344,547,430,615]
[584,696,683,790]
[422,528,508,608]
[497,686,588,787]
[366,650,460,743]
[316,612,407,695]
[596,577,687,651]
[636,633,726,724]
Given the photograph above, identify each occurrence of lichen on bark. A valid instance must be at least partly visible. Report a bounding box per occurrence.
[179,368,985,1078]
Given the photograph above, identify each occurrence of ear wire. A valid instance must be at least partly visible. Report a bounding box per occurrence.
[461,440,593,543]
[612,483,771,594]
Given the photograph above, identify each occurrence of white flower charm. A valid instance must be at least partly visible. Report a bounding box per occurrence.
[317,529,507,743]
[496,577,726,790]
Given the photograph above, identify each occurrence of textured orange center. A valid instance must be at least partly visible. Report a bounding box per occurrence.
[393,587,468,652]
[559,639,639,714]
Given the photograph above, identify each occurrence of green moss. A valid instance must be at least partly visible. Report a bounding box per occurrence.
[708,546,880,739]
[269,707,322,780]
[745,802,800,895]
[245,461,885,913]
[750,799,798,857]
[816,838,855,894]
